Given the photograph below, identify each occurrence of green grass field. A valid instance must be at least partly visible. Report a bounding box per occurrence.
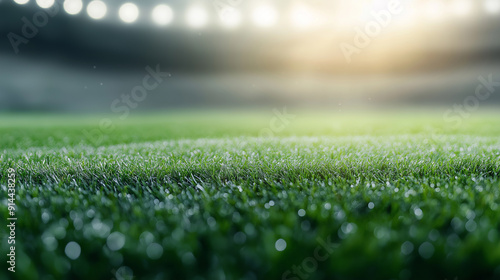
[1,110,500,280]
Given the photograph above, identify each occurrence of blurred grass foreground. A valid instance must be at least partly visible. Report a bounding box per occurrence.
[1,110,500,280]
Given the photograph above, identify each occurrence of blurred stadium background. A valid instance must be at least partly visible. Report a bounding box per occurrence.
[1,0,500,112]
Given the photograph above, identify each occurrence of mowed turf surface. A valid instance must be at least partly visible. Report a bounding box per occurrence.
[1,111,500,280]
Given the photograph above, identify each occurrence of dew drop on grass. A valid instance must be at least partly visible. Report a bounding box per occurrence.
[428,229,440,241]
[41,212,51,223]
[341,223,356,235]
[42,235,58,251]
[233,232,246,244]
[275,239,287,251]
[207,217,217,228]
[401,241,414,255]
[418,242,434,259]
[65,241,81,260]
[146,243,163,260]
[465,220,477,232]
[244,224,256,236]
[86,209,95,218]
[115,266,133,280]
[107,232,126,251]
[298,209,306,217]
[414,208,423,219]
[140,231,155,245]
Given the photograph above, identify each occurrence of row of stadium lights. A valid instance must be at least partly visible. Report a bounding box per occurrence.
[11,0,500,29]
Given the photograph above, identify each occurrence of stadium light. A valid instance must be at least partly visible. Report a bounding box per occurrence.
[220,7,242,29]
[119,3,139,23]
[87,0,107,20]
[395,1,418,27]
[252,5,278,28]
[36,0,54,9]
[290,4,315,29]
[451,0,473,17]
[13,0,29,5]
[186,6,209,28]
[333,2,365,28]
[11,0,499,29]
[424,0,446,20]
[484,0,500,13]
[63,0,83,15]
[152,4,174,26]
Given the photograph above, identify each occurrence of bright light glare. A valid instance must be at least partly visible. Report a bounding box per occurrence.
[252,5,278,28]
[13,0,29,5]
[290,5,315,29]
[396,2,418,27]
[484,0,500,13]
[424,0,446,20]
[220,7,242,28]
[334,2,364,28]
[119,3,139,23]
[64,0,83,15]
[87,1,107,20]
[451,0,473,16]
[186,7,209,28]
[36,0,54,9]
[152,4,174,26]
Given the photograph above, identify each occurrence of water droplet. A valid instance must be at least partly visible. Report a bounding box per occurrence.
[115,266,133,280]
[65,241,81,260]
[414,208,423,219]
[418,242,434,259]
[298,209,306,217]
[275,239,287,251]
[233,232,247,244]
[401,241,414,255]
[107,232,126,251]
[146,243,163,260]
[465,220,477,232]
[42,235,58,251]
